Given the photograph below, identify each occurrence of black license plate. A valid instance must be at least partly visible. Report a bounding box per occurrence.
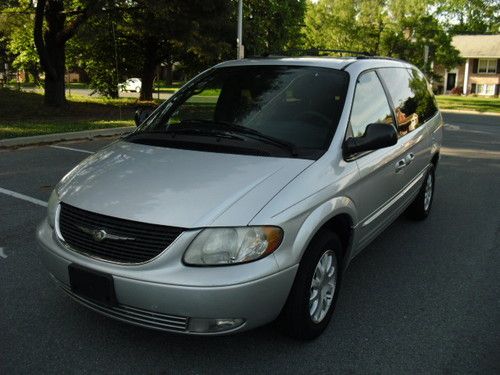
[68,264,117,307]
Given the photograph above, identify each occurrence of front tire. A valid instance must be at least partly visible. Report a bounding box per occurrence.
[278,231,342,340]
[407,164,435,220]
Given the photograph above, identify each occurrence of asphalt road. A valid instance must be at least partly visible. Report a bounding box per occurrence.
[0,112,499,374]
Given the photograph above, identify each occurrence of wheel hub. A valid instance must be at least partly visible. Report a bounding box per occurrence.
[309,250,337,323]
[424,173,433,211]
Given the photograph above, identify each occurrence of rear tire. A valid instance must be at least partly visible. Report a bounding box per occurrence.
[407,164,435,220]
[278,231,342,340]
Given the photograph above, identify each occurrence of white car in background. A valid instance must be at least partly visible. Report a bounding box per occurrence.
[118,78,141,93]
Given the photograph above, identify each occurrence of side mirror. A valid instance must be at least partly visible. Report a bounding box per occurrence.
[134,108,153,127]
[344,123,397,156]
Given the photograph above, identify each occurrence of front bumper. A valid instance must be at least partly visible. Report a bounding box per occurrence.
[37,220,298,335]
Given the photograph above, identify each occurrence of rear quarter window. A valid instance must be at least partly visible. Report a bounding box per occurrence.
[378,67,438,137]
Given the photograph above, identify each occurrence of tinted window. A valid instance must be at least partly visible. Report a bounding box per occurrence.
[408,68,438,122]
[349,71,394,138]
[378,67,437,137]
[133,66,349,159]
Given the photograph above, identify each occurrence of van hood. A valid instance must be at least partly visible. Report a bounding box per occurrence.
[57,141,313,228]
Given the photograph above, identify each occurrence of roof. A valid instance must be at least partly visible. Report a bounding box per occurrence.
[217,56,410,71]
[452,35,500,58]
[218,57,355,70]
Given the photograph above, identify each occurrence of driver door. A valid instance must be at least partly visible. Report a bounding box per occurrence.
[345,71,408,255]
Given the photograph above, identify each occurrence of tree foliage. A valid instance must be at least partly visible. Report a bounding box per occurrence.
[437,0,500,34]
[303,0,464,75]
[33,0,106,106]
[0,1,37,82]
[67,0,306,99]
[7,15,40,83]
[1,0,495,105]
[241,0,307,55]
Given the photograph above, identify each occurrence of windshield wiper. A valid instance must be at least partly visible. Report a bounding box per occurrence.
[165,126,245,141]
[175,119,298,157]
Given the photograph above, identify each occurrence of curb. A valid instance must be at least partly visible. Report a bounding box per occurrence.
[0,126,134,149]
[440,109,500,116]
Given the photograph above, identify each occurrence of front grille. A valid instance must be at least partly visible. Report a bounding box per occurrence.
[58,203,184,263]
[60,284,188,332]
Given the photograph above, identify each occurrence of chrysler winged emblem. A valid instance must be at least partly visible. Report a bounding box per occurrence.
[76,225,135,242]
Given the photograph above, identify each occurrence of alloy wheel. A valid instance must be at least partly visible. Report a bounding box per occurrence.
[309,250,337,323]
[424,173,433,211]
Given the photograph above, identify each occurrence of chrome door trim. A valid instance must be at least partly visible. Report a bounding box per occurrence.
[361,167,427,228]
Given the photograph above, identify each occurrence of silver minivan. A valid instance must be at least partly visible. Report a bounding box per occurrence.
[37,56,442,339]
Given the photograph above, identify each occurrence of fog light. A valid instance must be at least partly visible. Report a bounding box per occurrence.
[188,318,245,333]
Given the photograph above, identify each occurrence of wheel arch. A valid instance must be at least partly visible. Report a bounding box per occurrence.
[290,196,357,271]
[431,151,440,168]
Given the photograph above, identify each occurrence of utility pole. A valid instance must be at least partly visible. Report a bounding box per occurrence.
[237,0,244,59]
[423,45,429,73]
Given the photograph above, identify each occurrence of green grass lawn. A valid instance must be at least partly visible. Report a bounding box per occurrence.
[0,87,222,140]
[0,89,159,140]
[436,95,500,113]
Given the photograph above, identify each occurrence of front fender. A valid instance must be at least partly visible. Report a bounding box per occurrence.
[271,196,358,271]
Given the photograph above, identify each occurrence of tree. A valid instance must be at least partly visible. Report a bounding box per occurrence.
[34,0,103,106]
[127,0,232,100]
[126,0,306,100]
[303,0,462,76]
[242,0,307,55]
[67,4,143,98]
[437,0,500,34]
[62,0,306,100]
[7,15,41,84]
[303,0,359,52]
[382,0,463,75]
[0,1,29,84]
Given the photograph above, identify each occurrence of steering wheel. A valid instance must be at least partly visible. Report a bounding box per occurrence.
[297,111,331,127]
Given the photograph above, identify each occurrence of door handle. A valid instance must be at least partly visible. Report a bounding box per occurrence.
[405,153,415,165]
[395,159,406,172]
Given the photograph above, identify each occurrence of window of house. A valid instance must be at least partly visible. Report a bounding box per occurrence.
[475,84,495,95]
[478,59,497,74]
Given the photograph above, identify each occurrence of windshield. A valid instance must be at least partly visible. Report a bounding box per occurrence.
[127,65,349,159]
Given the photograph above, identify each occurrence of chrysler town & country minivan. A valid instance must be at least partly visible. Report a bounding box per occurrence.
[37,56,442,339]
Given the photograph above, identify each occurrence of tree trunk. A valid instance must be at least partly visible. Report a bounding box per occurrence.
[34,0,100,107]
[44,35,66,107]
[140,63,156,101]
[29,65,41,86]
[164,61,173,86]
[140,38,159,101]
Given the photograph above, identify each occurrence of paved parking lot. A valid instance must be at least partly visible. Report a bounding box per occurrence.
[0,113,499,374]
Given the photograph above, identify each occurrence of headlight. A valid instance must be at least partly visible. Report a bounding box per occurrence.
[47,190,59,228]
[183,226,283,266]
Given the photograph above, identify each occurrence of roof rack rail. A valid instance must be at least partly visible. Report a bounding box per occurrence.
[250,48,373,58]
[304,48,373,57]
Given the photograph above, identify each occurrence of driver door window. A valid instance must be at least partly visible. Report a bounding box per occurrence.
[347,71,407,254]
[349,71,394,138]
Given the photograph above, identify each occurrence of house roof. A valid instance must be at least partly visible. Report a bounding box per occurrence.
[452,35,500,58]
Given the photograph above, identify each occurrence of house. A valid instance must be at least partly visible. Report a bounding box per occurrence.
[441,34,500,96]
